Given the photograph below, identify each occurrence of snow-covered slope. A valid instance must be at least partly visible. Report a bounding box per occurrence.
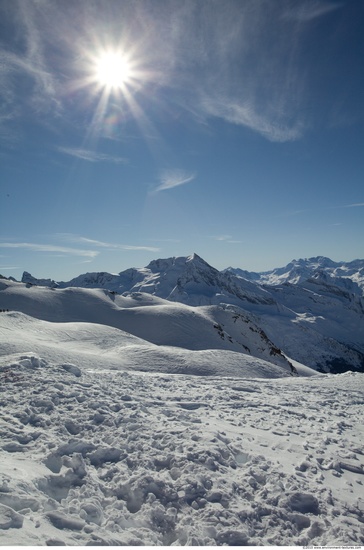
[1,311,299,379]
[0,279,296,374]
[0,348,363,546]
[19,253,364,373]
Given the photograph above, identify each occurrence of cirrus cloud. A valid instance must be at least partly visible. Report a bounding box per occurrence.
[155,169,196,192]
[344,202,364,208]
[57,146,127,164]
[55,234,160,253]
[0,242,99,258]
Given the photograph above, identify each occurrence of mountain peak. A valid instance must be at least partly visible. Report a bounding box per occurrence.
[186,253,215,269]
[11,252,364,374]
[146,253,213,274]
[187,252,203,262]
[22,271,58,288]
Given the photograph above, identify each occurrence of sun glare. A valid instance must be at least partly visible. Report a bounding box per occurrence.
[81,44,148,140]
[95,52,132,89]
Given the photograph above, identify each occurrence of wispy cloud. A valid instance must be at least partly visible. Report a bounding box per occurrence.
[154,1,312,142]
[147,238,182,243]
[324,202,364,211]
[213,235,233,242]
[56,234,160,252]
[155,169,196,192]
[282,1,343,22]
[2,3,59,111]
[0,2,62,143]
[279,203,364,218]
[0,242,98,258]
[0,1,342,147]
[57,147,127,164]
[211,235,242,244]
[57,235,113,247]
[200,97,304,143]
[120,245,161,252]
[344,202,364,208]
[279,208,313,218]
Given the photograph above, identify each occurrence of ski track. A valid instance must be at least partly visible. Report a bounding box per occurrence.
[0,356,363,546]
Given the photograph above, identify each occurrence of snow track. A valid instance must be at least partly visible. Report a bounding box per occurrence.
[0,355,363,546]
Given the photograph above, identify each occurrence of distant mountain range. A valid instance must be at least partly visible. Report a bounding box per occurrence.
[5,254,364,374]
[225,256,364,294]
[21,254,364,295]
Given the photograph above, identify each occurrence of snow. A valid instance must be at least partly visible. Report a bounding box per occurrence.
[0,348,363,546]
[0,271,364,545]
[0,280,298,374]
[0,311,299,380]
[227,256,364,294]
[15,252,364,373]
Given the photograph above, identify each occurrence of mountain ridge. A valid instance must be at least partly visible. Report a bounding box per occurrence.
[21,254,364,295]
[225,256,364,294]
[14,253,364,374]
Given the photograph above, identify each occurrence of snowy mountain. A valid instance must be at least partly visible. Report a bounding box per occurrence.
[21,271,59,288]
[52,253,276,307]
[0,279,297,375]
[226,256,364,294]
[20,253,364,373]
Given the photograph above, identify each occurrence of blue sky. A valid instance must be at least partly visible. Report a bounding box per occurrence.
[1,0,364,281]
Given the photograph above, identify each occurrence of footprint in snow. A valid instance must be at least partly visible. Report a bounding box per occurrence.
[178,402,206,411]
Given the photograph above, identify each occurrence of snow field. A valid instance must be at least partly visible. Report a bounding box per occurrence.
[0,354,363,546]
[0,311,300,379]
[0,275,363,545]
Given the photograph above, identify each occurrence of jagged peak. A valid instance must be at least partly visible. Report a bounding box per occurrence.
[305,256,337,267]
[18,254,364,296]
[146,256,179,272]
[146,253,214,273]
[186,253,216,269]
[21,271,58,288]
[187,252,203,262]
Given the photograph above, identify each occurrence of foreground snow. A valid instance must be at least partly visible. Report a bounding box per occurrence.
[0,351,363,546]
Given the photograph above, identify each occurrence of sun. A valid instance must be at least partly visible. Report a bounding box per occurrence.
[77,44,148,138]
[95,51,132,89]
